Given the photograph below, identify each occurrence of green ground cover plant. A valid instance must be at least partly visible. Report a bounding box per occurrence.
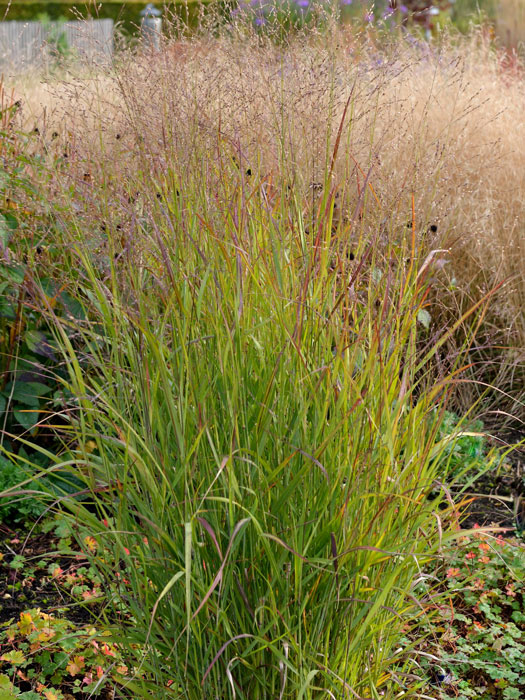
[0,455,46,524]
[408,530,525,699]
[0,516,129,699]
[0,609,127,700]
[433,411,512,484]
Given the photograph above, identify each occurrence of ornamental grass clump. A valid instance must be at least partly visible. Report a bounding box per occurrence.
[3,24,519,700]
[40,190,474,699]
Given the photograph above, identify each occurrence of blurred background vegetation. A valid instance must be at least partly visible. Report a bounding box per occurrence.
[1,0,525,48]
[0,2,208,36]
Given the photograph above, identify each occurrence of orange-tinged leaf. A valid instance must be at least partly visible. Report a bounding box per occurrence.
[44,690,61,700]
[66,655,85,676]
[18,611,33,635]
[0,650,26,663]
[83,535,97,553]
[38,627,56,642]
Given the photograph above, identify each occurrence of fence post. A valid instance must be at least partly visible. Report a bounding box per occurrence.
[140,4,162,51]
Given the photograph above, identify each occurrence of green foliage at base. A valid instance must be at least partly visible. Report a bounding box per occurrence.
[410,531,525,699]
[0,454,46,524]
[0,518,127,699]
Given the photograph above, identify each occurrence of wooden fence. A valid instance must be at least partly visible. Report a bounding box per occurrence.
[0,19,114,69]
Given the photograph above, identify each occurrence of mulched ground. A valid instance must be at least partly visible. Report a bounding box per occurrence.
[461,439,524,531]
[0,521,123,700]
[0,524,103,627]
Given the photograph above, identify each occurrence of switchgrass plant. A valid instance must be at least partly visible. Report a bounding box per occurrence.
[2,22,521,699]
[33,180,482,700]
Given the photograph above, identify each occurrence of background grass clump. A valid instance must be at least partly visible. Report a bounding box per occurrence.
[11,25,525,427]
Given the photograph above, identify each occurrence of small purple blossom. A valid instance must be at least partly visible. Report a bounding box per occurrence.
[364,10,374,22]
[341,0,353,5]
[399,4,408,13]
[296,0,310,7]
[254,15,266,25]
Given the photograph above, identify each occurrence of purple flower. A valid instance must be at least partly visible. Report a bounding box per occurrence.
[254,15,266,25]
[296,0,310,7]
[400,4,408,13]
[341,0,353,5]
[364,11,374,21]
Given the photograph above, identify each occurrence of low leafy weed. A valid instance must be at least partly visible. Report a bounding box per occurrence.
[410,529,525,699]
[0,517,129,699]
[0,609,127,699]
